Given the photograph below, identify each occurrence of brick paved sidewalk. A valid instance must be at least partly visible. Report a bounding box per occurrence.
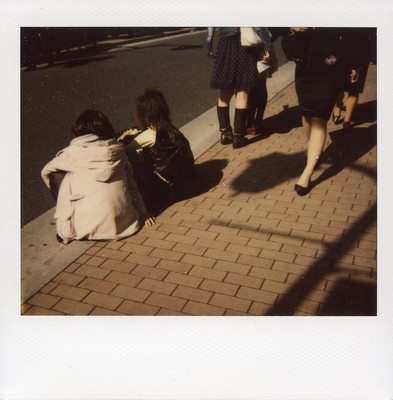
[22,65,377,316]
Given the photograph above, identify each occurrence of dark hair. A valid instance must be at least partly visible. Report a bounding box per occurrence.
[72,110,116,139]
[134,88,171,130]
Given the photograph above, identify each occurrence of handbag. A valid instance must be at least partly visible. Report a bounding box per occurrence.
[240,27,262,47]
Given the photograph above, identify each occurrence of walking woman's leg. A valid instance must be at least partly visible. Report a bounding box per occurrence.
[296,116,327,191]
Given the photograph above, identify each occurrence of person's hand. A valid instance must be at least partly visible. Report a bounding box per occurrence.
[290,27,308,33]
[141,214,156,227]
[350,69,359,83]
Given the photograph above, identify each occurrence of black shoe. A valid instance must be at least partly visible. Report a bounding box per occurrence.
[232,134,248,149]
[56,234,64,243]
[220,128,233,145]
[294,183,310,196]
[332,114,340,125]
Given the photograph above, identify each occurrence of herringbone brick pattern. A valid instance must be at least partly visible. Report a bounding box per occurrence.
[22,65,377,316]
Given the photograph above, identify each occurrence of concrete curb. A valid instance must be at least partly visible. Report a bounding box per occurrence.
[21,61,295,302]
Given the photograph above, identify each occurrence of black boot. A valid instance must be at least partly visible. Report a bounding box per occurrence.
[217,106,233,145]
[233,108,248,149]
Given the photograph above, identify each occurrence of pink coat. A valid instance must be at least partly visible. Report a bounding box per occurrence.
[41,134,148,243]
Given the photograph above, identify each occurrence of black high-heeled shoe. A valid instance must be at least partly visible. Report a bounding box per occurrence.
[294,183,310,196]
[332,113,340,125]
[220,128,233,145]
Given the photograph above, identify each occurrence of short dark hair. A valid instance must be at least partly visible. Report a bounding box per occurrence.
[134,88,171,130]
[72,110,115,139]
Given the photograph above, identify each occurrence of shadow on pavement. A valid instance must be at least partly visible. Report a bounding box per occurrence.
[146,159,228,216]
[231,123,376,195]
[311,123,377,190]
[60,55,115,68]
[248,104,302,145]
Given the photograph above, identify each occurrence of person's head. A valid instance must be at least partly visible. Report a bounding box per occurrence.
[72,110,115,139]
[134,87,171,130]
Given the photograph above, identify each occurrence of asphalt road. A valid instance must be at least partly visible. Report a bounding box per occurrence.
[21,30,286,226]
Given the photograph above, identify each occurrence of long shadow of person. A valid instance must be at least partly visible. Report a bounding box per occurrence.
[230,124,376,195]
[310,123,377,190]
[146,159,228,216]
[247,104,302,145]
[351,99,377,126]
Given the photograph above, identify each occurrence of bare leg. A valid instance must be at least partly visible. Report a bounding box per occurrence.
[333,91,344,119]
[296,117,327,188]
[343,93,358,123]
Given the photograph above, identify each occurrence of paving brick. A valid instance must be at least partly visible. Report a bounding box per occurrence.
[95,247,130,261]
[248,302,293,316]
[333,261,373,276]
[120,242,154,255]
[215,233,248,246]
[164,271,203,288]
[183,301,226,316]
[180,253,215,269]
[75,254,91,264]
[149,248,185,262]
[172,243,207,256]
[276,294,320,315]
[132,265,169,280]
[85,256,106,267]
[236,286,277,305]
[145,292,187,312]
[165,233,197,245]
[272,260,310,276]
[124,253,161,267]
[156,308,191,316]
[84,246,102,255]
[74,264,111,280]
[262,279,303,297]
[40,281,59,294]
[189,265,227,281]
[64,262,81,273]
[238,229,271,241]
[236,254,274,275]
[137,278,177,295]
[137,228,169,240]
[316,250,354,265]
[27,292,61,309]
[53,298,95,315]
[226,243,260,257]
[270,233,303,246]
[89,307,127,316]
[259,248,296,263]
[156,259,193,274]
[23,306,65,316]
[208,224,240,236]
[224,272,263,289]
[180,220,212,231]
[100,258,136,273]
[210,293,251,313]
[53,271,86,287]
[302,288,343,306]
[204,249,239,262]
[83,292,124,310]
[51,284,90,301]
[105,241,125,250]
[117,300,159,316]
[105,270,143,287]
[200,279,239,296]
[290,229,324,241]
[111,285,151,302]
[78,277,117,294]
[286,274,326,291]
[247,238,282,251]
[172,286,213,303]
[214,259,251,275]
